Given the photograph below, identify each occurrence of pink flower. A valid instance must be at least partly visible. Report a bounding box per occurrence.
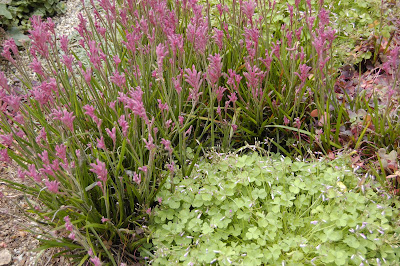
[117,86,148,122]
[243,63,265,99]
[213,29,224,50]
[105,127,117,145]
[215,86,227,103]
[55,145,67,163]
[318,8,330,27]
[101,216,109,223]
[259,50,273,71]
[146,208,151,215]
[184,65,203,103]
[90,256,102,266]
[38,150,50,165]
[27,164,41,183]
[157,99,169,112]
[53,109,75,131]
[118,115,129,137]
[90,159,108,183]
[156,43,169,74]
[157,197,162,204]
[45,180,60,194]
[161,138,173,154]
[97,136,106,149]
[178,116,184,126]
[284,116,290,126]
[68,232,75,240]
[110,71,126,87]
[64,216,73,231]
[295,64,312,83]
[62,54,74,72]
[242,0,256,23]
[28,16,52,58]
[168,34,184,56]
[207,53,222,86]
[1,39,19,63]
[172,74,182,94]
[30,58,45,76]
[143,133,156,151]
[0,149,10,163]
[113,55,121,67]
[227,69,242,92]
[60,35,69,53]
[138,166,148,173]
[166,161,175,173]
[133,172,141,185]
[0,133,13,146]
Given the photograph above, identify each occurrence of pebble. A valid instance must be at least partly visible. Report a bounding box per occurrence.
[0,249,12,266]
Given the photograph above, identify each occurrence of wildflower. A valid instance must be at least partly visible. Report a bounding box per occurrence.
[90,159,108,183]
[166,161,175,173]
[172,74,182,94]
[55,144,67,163]
[105,127,117,145]
[53,109,75,131]
[295,64,312,84]
[113,55,121,67]
[45,180,60,194]
[146,208,151,215]
[138,166,148,173]
[90,256,102,266]
[143,133,156,151]
[0,149,10,163]
[110,71,126,87]
[0,133,13,146]
[97,136,106,150]
[161,138,173,154]
[118,115,129,137]
[30,58,45,76]
[64,216,73,231]
[207,53,222,86]
[185,65,203,103]
[157,99,169,112]
[60,35,69,53]
[215,86,227,103]
[133,172,141,185]
[157,197,162,204]
[1,39,19,63]
[117,86,148,122]
[101,217,109,223]
[213,29,224,50]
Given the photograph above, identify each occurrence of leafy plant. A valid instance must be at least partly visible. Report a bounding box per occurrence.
[0,0,66,44]
[151,152,400,265]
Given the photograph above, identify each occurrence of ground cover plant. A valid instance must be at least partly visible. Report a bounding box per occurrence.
[0,0,399,264]
[151,152,400,265]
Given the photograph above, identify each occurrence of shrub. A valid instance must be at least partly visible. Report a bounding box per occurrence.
[151,152,400,265]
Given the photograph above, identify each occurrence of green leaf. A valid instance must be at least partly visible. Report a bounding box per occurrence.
[0,4,12,19]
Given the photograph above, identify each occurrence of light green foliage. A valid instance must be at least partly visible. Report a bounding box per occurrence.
[151,153,400,265]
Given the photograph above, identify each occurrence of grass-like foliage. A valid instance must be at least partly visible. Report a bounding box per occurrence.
[151,152,400,265]
[0,0,399,264]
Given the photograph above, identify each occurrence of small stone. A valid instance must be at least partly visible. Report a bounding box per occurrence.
[0,249,12,266]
